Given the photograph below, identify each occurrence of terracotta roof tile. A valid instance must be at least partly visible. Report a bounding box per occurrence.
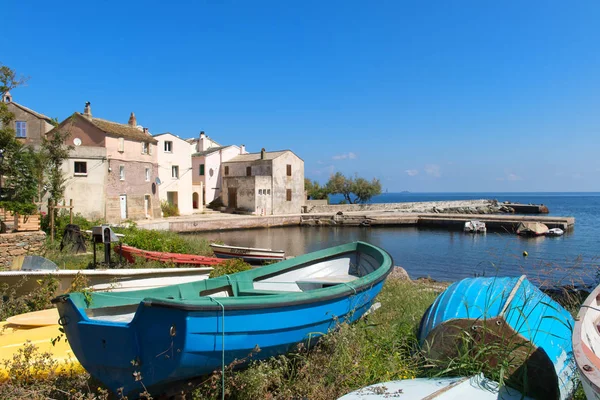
[77,113,157,143]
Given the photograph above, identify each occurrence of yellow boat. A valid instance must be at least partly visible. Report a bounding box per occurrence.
[0,318,81,380]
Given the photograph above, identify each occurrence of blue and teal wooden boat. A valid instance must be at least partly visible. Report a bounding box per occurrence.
[52,241,393,398]
[418,276,576,400]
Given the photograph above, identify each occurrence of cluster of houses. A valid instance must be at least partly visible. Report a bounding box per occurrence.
[2,93,305,223]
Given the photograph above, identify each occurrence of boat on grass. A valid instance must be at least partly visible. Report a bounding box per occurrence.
[338,374,533,399]
[418,276,576,400]
[52,241,392,398]
[116,244,223,266]
[516,222,549,236]
[573,283,600,400]
[0,264,213,298]
[464,220,487,233]
[209,243,285,264]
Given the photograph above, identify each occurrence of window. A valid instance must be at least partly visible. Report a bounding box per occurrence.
[224,166,229,175]
[145,168,150,182]
[118,137,124,152]
[142,142,149,154]
[164,141,173,152]
[172,165,179,179]
[199,164,205,176]
[258,189,263,195]
[286,164,292,176]
[119,165,125,181]
[74,161,87,175]
[286,189,292,201]
[267,189,271,195]
[15,121,26,138]
[246,166,251,176]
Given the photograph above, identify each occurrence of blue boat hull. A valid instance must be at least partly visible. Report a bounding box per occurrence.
[56,280,384,397]
[418,276,576,400]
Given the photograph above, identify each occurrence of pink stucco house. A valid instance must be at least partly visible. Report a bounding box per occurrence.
[48,103,161,222]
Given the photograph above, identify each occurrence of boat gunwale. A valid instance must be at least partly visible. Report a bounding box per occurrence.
[573,283,600,393]
[209,243,285,254]
[52,241,393,314]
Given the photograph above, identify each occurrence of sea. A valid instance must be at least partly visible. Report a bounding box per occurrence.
[194,193,600,287]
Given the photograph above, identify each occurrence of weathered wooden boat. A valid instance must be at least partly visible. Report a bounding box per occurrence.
[116,244,223,266]
[464,220,487,233]
[53,241,392,398]
[338,374,533,399]
[209,243,285,264]
[0,266,213,298]
[418,276,576,400]
[573,283,600,400]
[516,221,549,236]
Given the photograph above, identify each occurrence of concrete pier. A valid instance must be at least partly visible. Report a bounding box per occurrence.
[136,211,574,233]
[501,202,549,214]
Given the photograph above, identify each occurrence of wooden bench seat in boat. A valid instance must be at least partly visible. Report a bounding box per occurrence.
[296,274,358,291]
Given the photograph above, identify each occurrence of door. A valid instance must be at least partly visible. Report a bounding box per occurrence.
[120,195,127,219]
[228,188,237,209]
[144,195,149,217]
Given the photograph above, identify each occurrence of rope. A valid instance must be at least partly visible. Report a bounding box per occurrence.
[210,297,226,400]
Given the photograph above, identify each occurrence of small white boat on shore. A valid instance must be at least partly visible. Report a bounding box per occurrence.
[210,243,285,264]
[338,374,532,399]
[546,228,564,236]
[573,284,600,400]
[0,256,213,297]
[464,220,487,233]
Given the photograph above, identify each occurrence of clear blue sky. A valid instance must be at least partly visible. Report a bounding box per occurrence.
[2,1,599,192]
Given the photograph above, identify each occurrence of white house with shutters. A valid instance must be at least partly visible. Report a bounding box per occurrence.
[153,132,195,215]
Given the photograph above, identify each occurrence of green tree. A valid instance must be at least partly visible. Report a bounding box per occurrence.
[325,172,382,204]
[0,64,38,215]
[41,117,73,205]
[304,178,329,200]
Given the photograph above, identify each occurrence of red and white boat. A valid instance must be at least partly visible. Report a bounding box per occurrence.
[210,243,285,264]
[573,284,600,400]
[115,244,223,266]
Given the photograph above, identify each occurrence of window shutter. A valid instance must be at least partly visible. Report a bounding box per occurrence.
[149,142,152,155]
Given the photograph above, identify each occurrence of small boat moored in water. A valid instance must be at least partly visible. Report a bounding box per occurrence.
[573,283,600,400]
[516,221,549,236]
[52,241,393,398]
[464,220,487,233]
[546,228,564,236]
[338,374,533,400]
[418,275,576,400]
[210,242,285,264]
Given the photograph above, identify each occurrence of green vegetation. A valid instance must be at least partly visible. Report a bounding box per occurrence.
[40,117,74,208]
[326,172,382,204]
[160,200,180,217]
[304,173,383,204]
[209,258,252,278]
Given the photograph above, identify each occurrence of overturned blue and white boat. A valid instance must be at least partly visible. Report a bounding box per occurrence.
[52,241,393,398]
[418,276,576,400]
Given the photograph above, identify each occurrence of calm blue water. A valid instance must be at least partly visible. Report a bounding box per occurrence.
[198,193,600,287]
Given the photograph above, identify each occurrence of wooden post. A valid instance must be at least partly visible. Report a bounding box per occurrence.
[49,199,54,242]
[13,212,18,231]
[69,199,73,224]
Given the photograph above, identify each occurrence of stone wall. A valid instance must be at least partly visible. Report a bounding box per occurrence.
[306,199,511,214]
[0,231,46,268]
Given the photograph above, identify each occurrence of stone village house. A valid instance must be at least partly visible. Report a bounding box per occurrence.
[47,103,161,222]
[153,132,195,215]
[1,91,54,147]
[188,132,247,207]
[222,149,304,215]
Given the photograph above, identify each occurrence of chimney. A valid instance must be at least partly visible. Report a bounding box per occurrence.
[143,127,148,134]
[128,112,136,127]
[260,148,266,160]
[2,91,11,103]
[83,101,92,119]
[199,131,207,151]
[240,144,246,154]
